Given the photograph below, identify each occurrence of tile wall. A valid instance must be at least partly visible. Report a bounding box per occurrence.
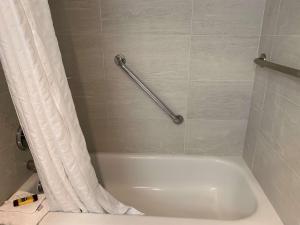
[244,0,300,224]
[49,0,265,155]
[0,64,32,203]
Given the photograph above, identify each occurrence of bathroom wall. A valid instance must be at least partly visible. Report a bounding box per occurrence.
[49,0,265,155]
[244,0,300,224]
[0,64,32,203]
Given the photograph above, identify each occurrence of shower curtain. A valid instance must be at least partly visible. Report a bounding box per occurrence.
[0,0,140,214]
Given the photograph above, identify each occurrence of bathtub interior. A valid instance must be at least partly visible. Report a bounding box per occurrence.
[91,154,257,220]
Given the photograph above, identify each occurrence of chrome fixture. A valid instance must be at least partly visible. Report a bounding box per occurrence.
[254,53,300,78]
[16,126,36,173]
[16,125,29,151]
[37,181,44,194]
[114,54,184,124]
[27,159,37,173]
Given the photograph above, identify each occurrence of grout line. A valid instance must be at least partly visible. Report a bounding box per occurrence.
[250,80,270,170]
[273,0,283,37]
[98,0,108,120]
[99,0,102,33]
[190,34,262,37]
[251,0,300,178]
[246,0,274,168]
[249,113,261,170]
[189,79,255,83]
[183,0,194,154]
[99,33,264,37]
[260,34,300,37]
[258,128,300,181]
[187,119,249,123]
[269,0,282,61]
[257,0,268,44]
[190,0,194,36]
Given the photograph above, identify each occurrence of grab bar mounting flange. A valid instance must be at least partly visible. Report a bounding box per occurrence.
[254,53,300,78]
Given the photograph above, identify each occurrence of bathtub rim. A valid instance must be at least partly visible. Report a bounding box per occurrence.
[39,153,283,225]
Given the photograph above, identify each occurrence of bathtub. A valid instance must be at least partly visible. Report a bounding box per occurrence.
[40,153,282,225]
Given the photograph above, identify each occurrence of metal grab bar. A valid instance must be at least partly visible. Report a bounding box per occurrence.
[254,53,300,78]
[114,54,184,124]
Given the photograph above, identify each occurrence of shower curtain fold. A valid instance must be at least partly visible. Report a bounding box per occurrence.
[0,0,141,215]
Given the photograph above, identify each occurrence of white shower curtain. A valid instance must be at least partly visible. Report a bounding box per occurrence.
[0,0,140,214]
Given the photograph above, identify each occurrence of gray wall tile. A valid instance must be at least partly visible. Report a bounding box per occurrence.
[49,0,101,35]
[258,35,273,56]
[261,0,281,36]
[190,36,259,81]
[251,67,269,110]
[192,0,265,35]
[243,107,262,168]
[80,118,107,153]
[0,67,32,203]
[271,36,300,70]
[268,71,300,106]
[268,97,300,174]
[50,0,264,156]
[252,135,290,200]
[102,34,190,81]
[106,79,188,120]
[57,34,104,80]
[260,87,285,150]
[0,93,19,150]
[0,65,8,93]
[244,0,300,223]
[188,81,253,120]
[73,96,106,121]
[68,78,107,100]
[277,0,300,35]
[105,118,185,154]
[101,0,192,34]
[252,135,300,225]
[186,119,247,155]
[84,118,185,154]
[0,147,17,201]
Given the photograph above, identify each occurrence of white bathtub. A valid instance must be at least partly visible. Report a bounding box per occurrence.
[40,153,282,225]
